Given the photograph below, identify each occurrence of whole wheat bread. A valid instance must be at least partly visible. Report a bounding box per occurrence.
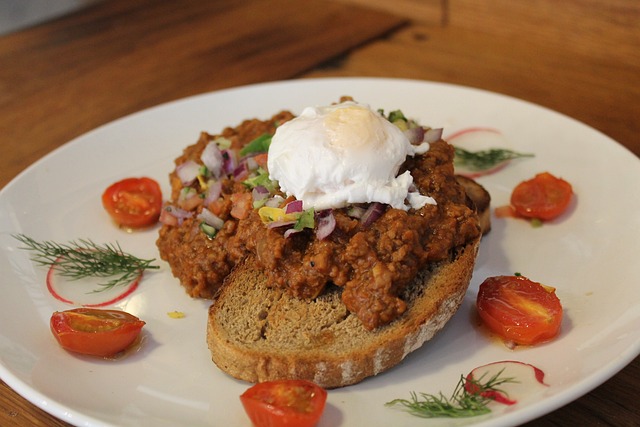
[207,235,481,389]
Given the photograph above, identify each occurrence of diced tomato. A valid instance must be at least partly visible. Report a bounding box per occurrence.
[102,177,163,228]
[230,192,252,220]
[510,172,573,221]
[253,153,269,169]
[50,308,145,357]
[240,380,327,427]
[476,275,563,346]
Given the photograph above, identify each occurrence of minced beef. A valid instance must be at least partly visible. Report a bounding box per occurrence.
[156,110,480,329]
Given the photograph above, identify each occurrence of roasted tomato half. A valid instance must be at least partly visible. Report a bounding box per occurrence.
[240,380,327,427]
[476,275,563,346]
[50,308,145,357]
[510,172,573,221]
[102,177,162,228]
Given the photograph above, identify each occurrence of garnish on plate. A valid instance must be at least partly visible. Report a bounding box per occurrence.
[454,147,534,172]
[14,234,159,291]
[446,127,534,177]
[386,361,548,418]
[386,367,517,418]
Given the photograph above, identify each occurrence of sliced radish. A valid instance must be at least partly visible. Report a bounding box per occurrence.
[446,127,521,178]
[47,261,142,307]
[465,361,548,406]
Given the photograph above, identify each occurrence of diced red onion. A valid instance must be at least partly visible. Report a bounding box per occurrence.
[204,180,223,205]
[201,142,224,178]
[284,228,302,238]
[176,160,200,185]
[404,126,425,145]
[265,195,285,208]
[222,149,237,175]
[360,202,385,228]
[424,127,443,144]
[285,199,303,214]
[252,185,270,203]
[245,156,259,172]
[198,208,225,230]
[267,220,297,229]
[347,205,366,219]
[315,210,336,240]
[233,161,249,180]
[162,205,193,226]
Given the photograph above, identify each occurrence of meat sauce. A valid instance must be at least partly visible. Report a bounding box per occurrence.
[156,110,480,330]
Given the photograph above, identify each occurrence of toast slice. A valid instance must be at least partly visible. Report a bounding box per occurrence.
[207,235,480,389]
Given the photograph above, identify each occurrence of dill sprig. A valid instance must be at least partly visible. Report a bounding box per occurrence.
[13,234,159,291]
[454,147,534,171]
[386,368,517,418]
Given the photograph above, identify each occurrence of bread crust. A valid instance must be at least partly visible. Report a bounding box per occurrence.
[207,236,480,389]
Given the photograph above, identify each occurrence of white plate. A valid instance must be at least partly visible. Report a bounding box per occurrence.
[1,78,639,427]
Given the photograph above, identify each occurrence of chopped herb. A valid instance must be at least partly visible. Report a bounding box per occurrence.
[240,133,272,156]
[13,234,159,291]
[199,222,217,239]
[294,208,315,230]
[454,147,534,172]
[386,369,516,418]
[243,167,277,191]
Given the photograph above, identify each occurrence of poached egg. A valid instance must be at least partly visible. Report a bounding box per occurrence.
[267,101,435,211]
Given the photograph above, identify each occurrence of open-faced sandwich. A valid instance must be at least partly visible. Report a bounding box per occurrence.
[156,98,490,388]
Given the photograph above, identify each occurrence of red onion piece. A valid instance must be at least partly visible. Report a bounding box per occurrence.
[267,220,297,229]
[233,161,249,180]
[221,149,237,175]
[198,208,225,230]
[176,160,200,185]
[360,202,385,228]
[204,180,223,206]
[252,185,270,203]
[284,228,302,238]
[285,199,303,214]
[424,127,443,144]
[265,195,285,208]
[201,142,224,178]
[404,126,425,144]
[315,210,336,240]
[161,205,193,226]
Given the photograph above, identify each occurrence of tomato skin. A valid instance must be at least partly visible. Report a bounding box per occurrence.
[102,177,163,228]
[50,308,145,357]
[476,275,562,346]
[240,380,327,427]
[510,172,573,220]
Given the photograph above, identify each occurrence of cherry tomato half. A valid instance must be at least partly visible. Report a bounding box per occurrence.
[50,308,145,357]
[240,380,327,427]
[510,172,573,221]
[476,275,563,346]
[102,177,162,228]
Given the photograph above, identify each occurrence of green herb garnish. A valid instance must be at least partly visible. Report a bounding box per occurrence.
[386,369,516,418]
[454,147,534,172]
[240,133,272,156]
[14,234,159,291]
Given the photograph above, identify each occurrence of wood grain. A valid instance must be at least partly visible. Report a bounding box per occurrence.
[0,0,405,189]
[311,0,640,157]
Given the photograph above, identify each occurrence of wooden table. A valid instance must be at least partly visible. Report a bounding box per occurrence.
[1,0,638,425]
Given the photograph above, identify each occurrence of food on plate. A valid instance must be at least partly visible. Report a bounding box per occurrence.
[240,380,327,427]
[13,234,159,296]
[465,361,548,406]
[157,98,488,386]
[386,360,533,418]
[447,127,534,178]
[50,308,145,357]
[102,177,163,228]
[476,275,563,347]
[496,172,573,221]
